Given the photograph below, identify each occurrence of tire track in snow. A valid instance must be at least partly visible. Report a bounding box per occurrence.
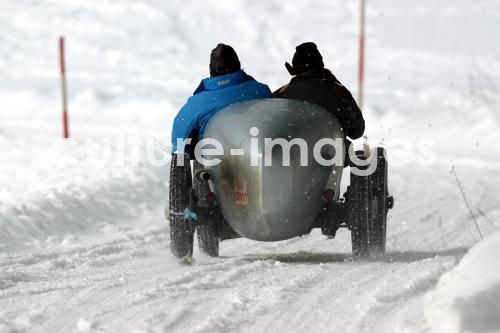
[189,258,335,333]
[358,254,462,333]
[1,163,498,332]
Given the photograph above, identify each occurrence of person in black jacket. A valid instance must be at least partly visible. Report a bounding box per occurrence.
[274,42,365,140]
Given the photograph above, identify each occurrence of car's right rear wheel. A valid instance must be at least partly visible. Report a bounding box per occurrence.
[367,148,388,257]
[349,148,390,259]
[349,155,370,258]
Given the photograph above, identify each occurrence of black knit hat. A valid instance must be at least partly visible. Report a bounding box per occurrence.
[286,42,324,76]
[209,43,241,77]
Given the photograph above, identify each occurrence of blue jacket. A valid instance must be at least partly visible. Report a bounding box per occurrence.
[171,70,272,149]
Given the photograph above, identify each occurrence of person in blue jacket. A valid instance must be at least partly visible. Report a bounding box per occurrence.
[171,43,272,153]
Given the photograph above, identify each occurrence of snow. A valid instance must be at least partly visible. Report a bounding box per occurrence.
[0,0,500,331]
[77,318,99,331]
[425,232,500,333]
[0,134,168,251]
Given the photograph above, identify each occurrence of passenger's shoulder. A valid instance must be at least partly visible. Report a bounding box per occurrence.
[273,84,289,96]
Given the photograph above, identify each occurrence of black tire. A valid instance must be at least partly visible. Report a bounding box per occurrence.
[197,225,219,257]
[193,160,210,207]
[193,161,220,257]
[368,148,388,256]
[168,153,194,260]
[349,154,370,258]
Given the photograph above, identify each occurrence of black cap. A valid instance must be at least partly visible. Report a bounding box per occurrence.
[209,43,241,77]
[286,42,324,76]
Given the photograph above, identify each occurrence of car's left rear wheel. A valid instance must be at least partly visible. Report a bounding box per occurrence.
[168,153,195,262]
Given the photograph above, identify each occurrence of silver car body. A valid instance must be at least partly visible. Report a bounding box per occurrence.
[202,98,344,241]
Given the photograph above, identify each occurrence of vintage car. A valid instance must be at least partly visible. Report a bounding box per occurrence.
[167,99,393,262]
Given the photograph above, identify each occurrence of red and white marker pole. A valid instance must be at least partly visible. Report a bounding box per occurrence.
[59,36,70,139]
[358,0,366,111]
[358,0,371,155]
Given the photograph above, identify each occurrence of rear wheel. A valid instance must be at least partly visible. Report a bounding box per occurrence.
[349,169,370,258]
[168,153,194,261]
[193,161,220,257]
[197,225,219,257]
[368,148,388,256]
[349,148,391,259]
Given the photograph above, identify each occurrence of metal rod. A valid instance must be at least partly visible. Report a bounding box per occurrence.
[358,0,366,110]
[451,166,484,240]
[59,36,70,139]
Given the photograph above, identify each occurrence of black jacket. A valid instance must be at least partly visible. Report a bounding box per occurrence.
[274,69,365,139]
